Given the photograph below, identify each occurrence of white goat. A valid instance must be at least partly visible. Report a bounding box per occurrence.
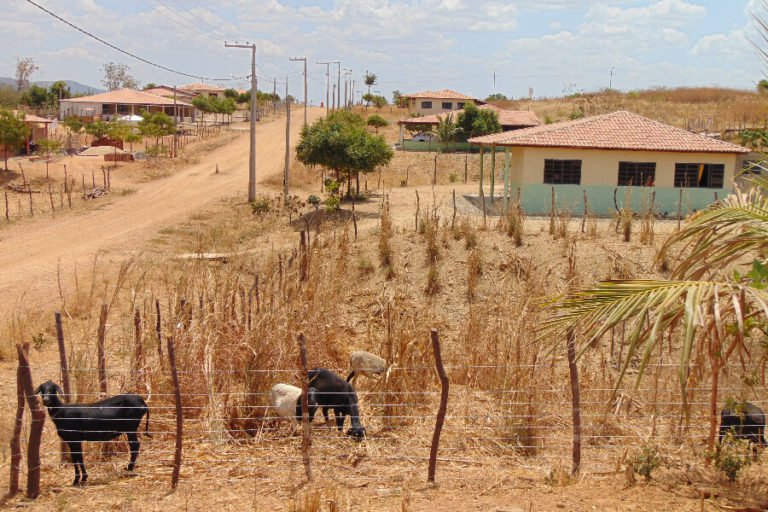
[346,351,387,387]
[269,383,316,421]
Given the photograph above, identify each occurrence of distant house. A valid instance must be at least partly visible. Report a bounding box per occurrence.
[468,111,750,216]
[142,85,196,101]
[179,82,226,98]
[58,89,195,122]
[397,104,539,143]
[0,111,53,158]
[403,89,480,116]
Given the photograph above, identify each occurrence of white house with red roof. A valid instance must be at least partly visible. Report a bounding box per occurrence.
[59,88,195,122]
[468,111,750,216]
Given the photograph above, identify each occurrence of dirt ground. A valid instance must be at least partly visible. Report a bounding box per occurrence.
[0,106,766,512]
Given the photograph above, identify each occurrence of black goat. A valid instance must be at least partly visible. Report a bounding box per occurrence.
[307,368,365,440]
[719,401,766,449]
[35,380,150,485]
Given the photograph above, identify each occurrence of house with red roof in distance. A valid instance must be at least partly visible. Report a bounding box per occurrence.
[468,111,750,217]
[142,85,196,102]
[179,82,226,99]
[398,104,539,144]
[58,88,195,122]
[403,89,480,116]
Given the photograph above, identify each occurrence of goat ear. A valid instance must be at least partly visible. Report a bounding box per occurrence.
[34,384,42,395]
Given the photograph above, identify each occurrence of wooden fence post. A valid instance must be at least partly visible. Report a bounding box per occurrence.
[4,190,9,221]
[54,312,71,400]
[9,349,24,496]
[133,308,143,389]
[97,303,108,395]
[18,343,45,499]
[167,336,183,489]
[451,189,456,231]
[299,231,308,282]
[566,327,581,476]
[298,333,313,482]
[155,299,165,371]
[428,329,449,483]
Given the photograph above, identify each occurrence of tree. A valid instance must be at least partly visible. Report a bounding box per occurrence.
[143,83,157,90]
[224,88,239,100]
[218,97,237,123]
[296,110,393,196]
[49,81,71,102]
[366,114,389,133]
[456,102,501,138]
[15,57,39,92]
[36,138,62,158]
[362,93,375,108]
[371,95,388,109]
[364,72,377,96]
[431,113,462,150]
[0,110,30,171]
[85,121,110,140]
[138,111,176,150]
[20,85,50,108]
[485,93,508,102]
[62,116,84,152]
[102,62,139,91]
[541,178,768,461]
[0,85,21,109]
[392,90,407,108]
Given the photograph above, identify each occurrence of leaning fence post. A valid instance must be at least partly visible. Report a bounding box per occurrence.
[54,312,72,463]
[133,308,143,389]
[97,303,108,396]
[167,336,183,490]
[298,333,313,482]
[428,328,449,483]
[18,343,44,499]
[9,348,24,496]
[155,299,165,371]
[566,327,581,476]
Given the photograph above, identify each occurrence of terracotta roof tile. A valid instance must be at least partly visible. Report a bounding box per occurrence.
[142,87,196,98]
[468,111,749,154]
[399,105,539,128]
[180,82,226,92]
[404,89,478,101]
[60,88,192,107]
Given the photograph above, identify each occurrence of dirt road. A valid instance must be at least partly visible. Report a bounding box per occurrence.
[0,108,323,313]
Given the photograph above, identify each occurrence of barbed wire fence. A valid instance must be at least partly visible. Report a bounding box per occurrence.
[7,329,766,500]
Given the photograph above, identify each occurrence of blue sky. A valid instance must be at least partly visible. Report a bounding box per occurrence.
[1,0,762,102]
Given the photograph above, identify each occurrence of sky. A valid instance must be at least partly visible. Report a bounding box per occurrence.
[1,0,764,103]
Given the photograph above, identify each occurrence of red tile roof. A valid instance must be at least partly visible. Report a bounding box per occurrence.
[142,86,196,98]
[180,82,226,92]
[469,111,749,154]
[13,110,52,124]
[399,104,539,128]
[404,89,478,101]
[60,88,192,107]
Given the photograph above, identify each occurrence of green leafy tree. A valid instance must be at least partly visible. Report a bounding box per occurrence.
[36,138,62,158]
[106,121,134,145]
[541,175,768,459]
[143,83,157,90]
[138,111,176,149]
[367,114,389,133]
[224,88,239,100]
[218,97,237,123]
[371,95,388,109]
[758,79,768,94]
[0,85,21,109]
[0,110,30,171]
[237,91,250,104]
[49,81,71,102]
[364,72,377,96]
[431,113,462,150]
[392,90,407,108]
[485,93,508,102]
[362,92,374,108]
[296,110,393,196]
[192,96,214,123]
[20,84,51,108]
[85,121,110,139]
[457,102,501,137]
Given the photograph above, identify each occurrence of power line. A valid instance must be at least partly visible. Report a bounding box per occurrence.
[24,0,236,81]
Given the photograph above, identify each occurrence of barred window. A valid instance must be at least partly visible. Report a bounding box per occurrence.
[544,159,582,185]
[421,101,432,109]
[618,162,656,186]
[674,163,725,188]
[442,102,452,109]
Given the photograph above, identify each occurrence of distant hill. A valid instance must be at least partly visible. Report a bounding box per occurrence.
[0,77,104,95]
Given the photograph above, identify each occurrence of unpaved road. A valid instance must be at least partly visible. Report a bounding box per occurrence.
[0,107,323,313]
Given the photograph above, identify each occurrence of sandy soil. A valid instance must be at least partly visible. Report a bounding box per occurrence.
[0,108,323,315]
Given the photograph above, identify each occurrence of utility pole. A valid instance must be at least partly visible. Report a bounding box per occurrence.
[289,56,308,127]
[173,85,178,158]
[317,61,330,116]
[343,69,352,108]
[332,61,341,112]
[226,41,257,202]
[332,84,336,110]
[284,75,290,204]
[272,77,277,117]
[609,67,615,90]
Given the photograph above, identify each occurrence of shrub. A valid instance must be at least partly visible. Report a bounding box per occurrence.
[425,263,440,295]
[324,195,340,212]
[307,194,321,207]
[630,444,662,480]
[250,197,271,214]
[714,434,752,482]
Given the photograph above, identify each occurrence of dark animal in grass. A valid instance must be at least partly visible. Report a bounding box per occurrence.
[719,401,766,449]
[307,368,366,440]
[35,380,150,485]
